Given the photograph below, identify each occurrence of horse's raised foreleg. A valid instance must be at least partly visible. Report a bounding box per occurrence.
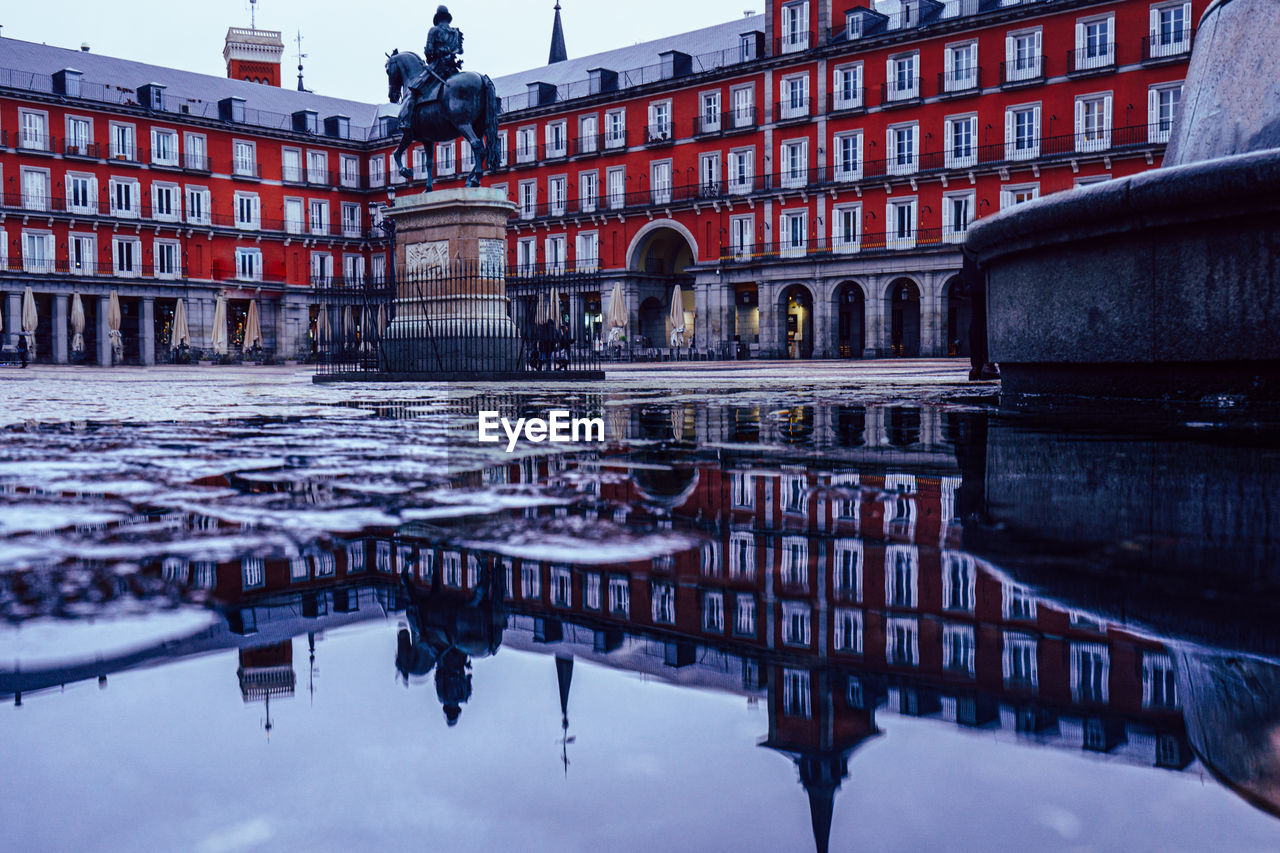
[393,133,413,181]
[424,143,436,193]
[457,123,484,188]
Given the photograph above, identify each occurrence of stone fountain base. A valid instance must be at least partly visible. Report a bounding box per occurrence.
[967,148,1280,405]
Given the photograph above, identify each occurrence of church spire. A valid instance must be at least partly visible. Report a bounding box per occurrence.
[548,1,568,64]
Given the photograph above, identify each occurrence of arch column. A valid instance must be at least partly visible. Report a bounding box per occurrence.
[758,280,781,358]
[864,275,888,358]
[5,291,20,349]
[921,273,944,357]
[96,295,112,366]
[141,297,156,366]
[52,294,69,364]
[813,281,835,359]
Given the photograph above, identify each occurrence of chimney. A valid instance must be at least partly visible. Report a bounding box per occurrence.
[223,27,285,86]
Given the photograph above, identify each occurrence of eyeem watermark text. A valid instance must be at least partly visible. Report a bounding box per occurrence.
[478,410,605,452]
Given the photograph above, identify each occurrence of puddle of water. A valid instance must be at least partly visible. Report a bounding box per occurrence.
[2,387,1280,851]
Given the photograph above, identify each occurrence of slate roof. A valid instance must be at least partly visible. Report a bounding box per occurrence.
[0,35,386,136]
[0,12,765,137]
[490,13,765,105]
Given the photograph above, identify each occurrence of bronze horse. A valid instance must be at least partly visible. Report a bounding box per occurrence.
[385,50,501,190]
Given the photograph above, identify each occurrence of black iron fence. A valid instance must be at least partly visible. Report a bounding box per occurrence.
[313,264,604,381]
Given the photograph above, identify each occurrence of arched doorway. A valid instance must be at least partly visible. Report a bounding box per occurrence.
[638,297,665,348]
[627,222,698,275]
[945,275,971,357]
[779,284,813,359]
[835,281,865,358]
[889,278,920,358]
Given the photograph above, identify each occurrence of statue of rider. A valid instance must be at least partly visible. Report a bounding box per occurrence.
[401,5,464,131]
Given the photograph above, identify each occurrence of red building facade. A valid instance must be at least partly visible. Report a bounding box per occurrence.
[0,0,1202,363]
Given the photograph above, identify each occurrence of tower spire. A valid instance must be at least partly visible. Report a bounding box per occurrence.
[548,1,568,64]
[295,30,309,92]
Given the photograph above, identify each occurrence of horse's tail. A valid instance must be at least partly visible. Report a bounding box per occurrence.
[482,75,502,170]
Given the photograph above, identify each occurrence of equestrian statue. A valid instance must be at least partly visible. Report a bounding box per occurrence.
[385,5,502,190]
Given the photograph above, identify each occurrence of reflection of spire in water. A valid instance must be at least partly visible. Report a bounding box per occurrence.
[308,632,317,706]
[556,655,574,775]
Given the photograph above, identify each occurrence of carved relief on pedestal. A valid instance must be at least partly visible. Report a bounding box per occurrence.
[405,240,450,276]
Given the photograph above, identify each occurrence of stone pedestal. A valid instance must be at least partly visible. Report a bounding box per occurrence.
[381,187,521,375]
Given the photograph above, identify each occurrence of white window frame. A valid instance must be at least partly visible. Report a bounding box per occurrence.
[65,172,98,215]
[779,138,809,189]
[64,114,93,156]
[779,209,807,258]
[943,623,976,677]
[151,181,181,223]
[650,160,672,205]
[548,175,568,216]
[232,139,257,176]
[729,214,754,259]
[699,91,721,133]
[19,109,50,152]
[730,85,755,129]
[339,154,360,188]
[832,63,863,111]
[833,608,863,654]
[109,121,137,161]
[185,185,211,225]
[1149,82,1183,143]
[108,176,140,219]
[22,230,56,274]
[1075,92,1113,153]
[1002,631,1039,689]
[150,127,179,166]
[944,40,979,92]
[111,235,142,277]
[1076,14,1116,70]
[575,231,599,272]
[234,191,261,231]
[780,1,811,54]
[153,239,181,280]
[833,131,863,182]
[945,113,978,168]
[781,601,812,647]
[68,233,96,276]
[309,199,330,235]
[183,132,207,171]
[1000,182,1041,209]
[1005,103,1042,161]
[1070,641,1111,703]
[1006,28,1043,82]
[886,51,920,102]
[702,591,725,633]
[368,155,386,188]
[545,119,568,157]
[1150,2,1193,58]
[517,125,537,162]
[887,197,917,250]
[341,202,362,238]
[579,170,599,213]
[236,247,264,282]
[518,179,538,219]
[284,197,305,235]
[578,114,599,153]
[942,190,976,243]
[779,74,809,120]
[832,202,862,253]
[604,110,627,149]
[887,122,919,176]
[885,616,920,667]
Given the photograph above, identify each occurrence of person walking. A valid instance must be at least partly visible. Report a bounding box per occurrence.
[18,334,28,368]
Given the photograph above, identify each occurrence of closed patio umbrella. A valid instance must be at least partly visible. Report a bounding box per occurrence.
[667,283,686,348]
[70,293,85,355]
[316,308,331,347]
[171,298,190,351]
[107,290,123,361]
[342,305,355,346]
[671,405,686,441]
[243,299,262,353]
[211,296,229,355]
[606,282,627,344]
[376,303,387,342]
[21,287,38,358]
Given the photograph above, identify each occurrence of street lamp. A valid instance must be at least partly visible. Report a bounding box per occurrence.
[367,188,397,286]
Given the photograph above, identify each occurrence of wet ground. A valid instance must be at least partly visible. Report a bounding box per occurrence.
[3,362,1280,852]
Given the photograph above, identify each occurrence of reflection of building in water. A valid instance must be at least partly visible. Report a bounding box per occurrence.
[0,426,1208,851]
[237,640,296,734]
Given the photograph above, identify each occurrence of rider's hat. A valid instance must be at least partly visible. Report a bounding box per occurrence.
[433,5,452,25]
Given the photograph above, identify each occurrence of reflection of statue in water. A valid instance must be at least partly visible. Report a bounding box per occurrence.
[395,557,506,726]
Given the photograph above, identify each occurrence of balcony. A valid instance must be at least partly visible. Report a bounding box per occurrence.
[644,124,676,147]
[938,67,982,97]
[183,153,212,173]
[724,107,759,134]
[1142,28,1195,63]
[774,99,812,124]
[775,31,814,56]
[108,144,145,166]
[19,132,56,155]
[882,78,922,107]
[1001,56,1045,88]
[718,229,949,264]
[573,134,602,156]
[692,115,723,137]
[63,139,101,159]
[603,129,629,151]
[0,255,188,281]
[233,160,263,181]
[543,140,569,160]
[1067,43,1117,76]
[828,89,866,114]
[305,169,335,188]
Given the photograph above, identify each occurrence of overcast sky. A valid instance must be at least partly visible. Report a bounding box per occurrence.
[0,0,763,102]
